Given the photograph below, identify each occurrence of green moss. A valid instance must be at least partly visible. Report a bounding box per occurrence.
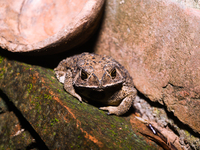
[36,102,40,107]
[35,102,42,113]
[54,118,59,122]
[111,124,116,128]
[0,145,5,150]
[27,84,33,93]
[57,89,61,93]
[77,135,81,139]
[50,118,59,126]
[0,73,3,79]
[0,56,3,63]
[110,130,117,136]
[35,95,42,100]
[44,94,52,100]
[0,68,5,79]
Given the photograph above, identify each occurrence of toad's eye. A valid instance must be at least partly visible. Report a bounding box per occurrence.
[110,68,116,79]
[81,70,88,80]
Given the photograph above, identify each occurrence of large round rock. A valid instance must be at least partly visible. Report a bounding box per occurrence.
[0,0,104,54]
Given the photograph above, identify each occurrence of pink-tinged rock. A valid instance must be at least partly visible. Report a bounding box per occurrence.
[0,0,104,54]
[94,0,200,134]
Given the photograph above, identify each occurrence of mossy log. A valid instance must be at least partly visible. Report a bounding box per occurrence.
[0,53,161,149]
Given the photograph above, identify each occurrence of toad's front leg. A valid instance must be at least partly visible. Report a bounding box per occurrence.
[64,69,82,102]
[99,94,136,115]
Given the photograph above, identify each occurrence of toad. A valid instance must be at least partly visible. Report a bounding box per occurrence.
[54,52,137,115]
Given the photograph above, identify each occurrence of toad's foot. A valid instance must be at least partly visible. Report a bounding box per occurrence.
[99,95,134,115]
[99,106,122,115]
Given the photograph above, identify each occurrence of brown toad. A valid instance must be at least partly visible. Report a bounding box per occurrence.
[54,52,137,115]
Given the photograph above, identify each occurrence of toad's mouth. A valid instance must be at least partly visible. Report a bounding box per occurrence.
[75,88,106,101]
[74,85,122,102]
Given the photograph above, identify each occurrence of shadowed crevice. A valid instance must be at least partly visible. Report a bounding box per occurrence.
[0,89,49,150]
